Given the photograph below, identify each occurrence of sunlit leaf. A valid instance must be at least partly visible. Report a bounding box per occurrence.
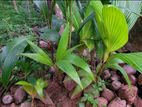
[91,1,128,60]
[101,5,128,53]
[71,70,93,98]
[71,77,92,99]
[16,81,37,97]
[79,5,95,51]
[34,79,48,98]
[108,53,142,74]
[83,39,95,52]
[71,1,82,30]
[90,0,103,24]
[56,23,69,61]
[56,60,83,89]
[64,53,94,80]
[19,53,52,66]
[61,44,83,59]
[24,40,53,66]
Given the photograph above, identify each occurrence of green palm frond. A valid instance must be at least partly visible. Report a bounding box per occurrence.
[111,1,142,30]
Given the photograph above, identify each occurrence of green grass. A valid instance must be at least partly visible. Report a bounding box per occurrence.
[0,1,43,45]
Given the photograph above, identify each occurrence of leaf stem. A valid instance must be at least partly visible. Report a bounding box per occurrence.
[97,62,106,77]
[69,0,72,48]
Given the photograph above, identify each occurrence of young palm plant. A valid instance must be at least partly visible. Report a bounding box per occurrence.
[0,36,34,87]
[16,78,48,107]
[70,0,142,98]
[20,23,95,90]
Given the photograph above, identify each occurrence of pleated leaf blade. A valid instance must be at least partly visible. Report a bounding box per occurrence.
[101,5,128,53]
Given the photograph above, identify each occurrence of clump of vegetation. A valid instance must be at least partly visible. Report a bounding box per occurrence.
[16,79,47,107]
[0,0,142,107]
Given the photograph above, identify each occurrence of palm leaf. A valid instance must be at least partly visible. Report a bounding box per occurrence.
[101,5,128,53]
[16,81,37,97]
[1,36,33,86]
[20,53,52,66]
[112,1,142,30]
[71,1,82,30]
[64,53,94,80]
[56,23,70,61]
[71,70,93,99]
[56,60,83,89]
[108,53,142,74]
[24,40,53,66]
[107,64,131,87]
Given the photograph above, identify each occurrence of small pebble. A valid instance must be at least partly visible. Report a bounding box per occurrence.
[108,97,126,107]
[102,70,111,80]
[138,74,142,85]
[111,80,121,90]
[134,96,142,107]
[111,73,120,81]
[118,85,137,104]
[129,75,136,85]
[14,87,27,104]
[97,97,108,107]
[101,88,115,102]
[2,94,13,104]
[20,102,31,107]
[123,65,136,75]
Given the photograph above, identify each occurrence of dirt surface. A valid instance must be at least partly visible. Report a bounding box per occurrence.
[125,16,142,52]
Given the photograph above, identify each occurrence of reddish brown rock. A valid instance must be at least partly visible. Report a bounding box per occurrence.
[102,70,111,80]
[1,103,17,107]
[129,75,137,85]
[123,65,136,75]
[138,74,142,85]
[126,104,132,107]
[111,73,121,81]
[20,102,31,107]
[118,85,138,104]
[39,40,49,48]
[10,86,18,95]
[14,87,26,104]
[10,103,17,107]
[134,96,142,107]
[111,80,121,90]
[63,76,76,91]
[108,97,126,107]
[97,97,108,107]
[101,88,115,102]
[2,94,13,105]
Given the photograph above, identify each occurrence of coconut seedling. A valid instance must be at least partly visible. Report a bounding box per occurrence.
[16,78,48,107]
[70,0,142,99]
[20,23,95,91]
